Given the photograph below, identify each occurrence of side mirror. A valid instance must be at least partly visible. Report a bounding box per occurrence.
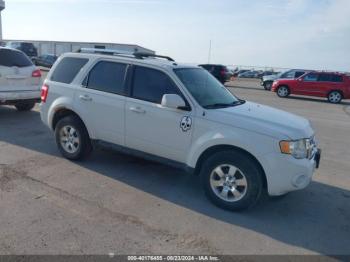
[161,94,186,110]
[298,78,303,81]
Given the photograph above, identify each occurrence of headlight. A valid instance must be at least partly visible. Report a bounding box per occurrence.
[280,139,311,159]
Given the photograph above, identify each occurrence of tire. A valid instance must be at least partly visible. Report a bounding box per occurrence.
[15,101,36,111]
[263,82,272,91]
[276,85,290,98]
[328,91,342,104]
[200,150,263,211]
[55,115,92,160]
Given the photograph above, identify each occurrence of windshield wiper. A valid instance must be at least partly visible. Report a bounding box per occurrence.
[203,100,245,109]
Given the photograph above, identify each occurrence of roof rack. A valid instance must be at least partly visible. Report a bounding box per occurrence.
[77,48,175,62]
[133,52,175,62]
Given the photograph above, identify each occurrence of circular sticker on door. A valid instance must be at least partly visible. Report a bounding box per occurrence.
[180,116,192,132]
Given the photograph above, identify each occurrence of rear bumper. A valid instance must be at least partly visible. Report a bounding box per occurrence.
[0,90,41,104]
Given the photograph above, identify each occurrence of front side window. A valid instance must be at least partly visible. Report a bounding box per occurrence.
[132,66,182,104]
[51,57,88,84]
[304,73,319,82]
[86,61,127,94]
[295,71,306,78]
[174,68,240,109]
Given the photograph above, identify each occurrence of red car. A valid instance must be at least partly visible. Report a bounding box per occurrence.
[271,71,350,103]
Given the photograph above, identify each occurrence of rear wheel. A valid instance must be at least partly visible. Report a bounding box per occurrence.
[200,150,263,211]
[15,101,35,111]
[55,115,92,160]
[276,86,290,98]
[328,91,342,104]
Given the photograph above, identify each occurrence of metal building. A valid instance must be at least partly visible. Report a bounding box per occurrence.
[0,0,4,40]
[4,39,155,56]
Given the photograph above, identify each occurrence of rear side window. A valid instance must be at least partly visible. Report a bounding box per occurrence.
[332,75,343,82]
[132,66,182,104]
[86,61,127,95]
[0,49,33,67]
[51,57,88,84]
[318,74,333,82]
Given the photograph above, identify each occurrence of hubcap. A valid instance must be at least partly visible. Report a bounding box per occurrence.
[278,87,288,97]
[210,164,248,202]
[329,92,341,103]
[59,125,80,154]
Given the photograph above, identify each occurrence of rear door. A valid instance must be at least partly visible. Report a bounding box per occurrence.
[0,49,40,92]
[75,60,128,146]
[317,73,338,97]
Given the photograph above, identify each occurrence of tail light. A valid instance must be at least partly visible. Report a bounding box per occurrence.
[32,69,42,78]
[41,84,49,103]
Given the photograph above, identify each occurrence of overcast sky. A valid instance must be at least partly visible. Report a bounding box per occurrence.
[2,0,350,71]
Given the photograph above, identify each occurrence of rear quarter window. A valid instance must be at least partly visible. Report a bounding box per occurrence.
[0,49,33,67]
[50,57,88,84]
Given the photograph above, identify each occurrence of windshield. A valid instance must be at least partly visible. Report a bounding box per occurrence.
[174,68,241,109]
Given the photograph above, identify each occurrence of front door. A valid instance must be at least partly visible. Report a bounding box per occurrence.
[295,72,320,96]
[125,66,193,163]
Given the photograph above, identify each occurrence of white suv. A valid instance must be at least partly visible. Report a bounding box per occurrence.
[40,49,321,211]
[0,47,42,111]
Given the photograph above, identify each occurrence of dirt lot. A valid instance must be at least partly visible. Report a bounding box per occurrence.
[0,83,349,256]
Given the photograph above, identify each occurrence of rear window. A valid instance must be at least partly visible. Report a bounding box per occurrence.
[51,57,88,84]
[0,49,33,67]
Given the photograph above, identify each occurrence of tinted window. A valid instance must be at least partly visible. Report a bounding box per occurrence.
[304,73,318,82]
[51,57,88,84]
[318,74,333,82]
[0,49,33,67]
[332,75,343,82]
[132,66,182,104]
[87,61,127,94]
[295,71,305,78]
[281,71,295,79]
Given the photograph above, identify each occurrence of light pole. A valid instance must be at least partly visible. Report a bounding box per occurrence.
[0,0,5,41]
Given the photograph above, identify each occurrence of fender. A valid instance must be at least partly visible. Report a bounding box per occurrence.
[47,96,96,139]
[186,127,278,169]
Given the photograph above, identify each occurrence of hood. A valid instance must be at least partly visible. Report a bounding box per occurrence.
[263,74,278,81]
[205,101,314,140]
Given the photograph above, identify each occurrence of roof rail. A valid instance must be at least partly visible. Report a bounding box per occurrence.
[134,52,175,62]
[77,48,175,62]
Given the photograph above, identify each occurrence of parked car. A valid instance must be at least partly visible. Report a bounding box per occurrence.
[271,71,350,103]
[0,47,42,111]
[258,71,276,78]
[6,41,38,58]
[238,70,260,78]
[261,69,309,90]
[40,49,320,211]
[199,64,232,84]
[232,69,249,77]
[32,54,58,68]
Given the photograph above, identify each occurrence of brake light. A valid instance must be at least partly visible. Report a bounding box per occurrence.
[41,84,49,103]
[32,69,42,78]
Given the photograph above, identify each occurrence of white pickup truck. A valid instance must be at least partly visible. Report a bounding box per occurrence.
[0,47,41,111]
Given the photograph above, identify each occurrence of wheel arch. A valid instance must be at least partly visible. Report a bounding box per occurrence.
[328,89,344,98]
[193,144,267,188]
[51,108,92,138]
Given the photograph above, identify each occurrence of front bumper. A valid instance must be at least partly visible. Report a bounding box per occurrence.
[262,148,321,196]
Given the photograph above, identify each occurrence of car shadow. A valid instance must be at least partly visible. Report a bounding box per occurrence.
[1,107,350,256]
[285,95,350,106]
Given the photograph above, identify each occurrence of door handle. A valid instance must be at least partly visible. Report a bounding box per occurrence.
[79,95,92,102]
[129,106,146,114]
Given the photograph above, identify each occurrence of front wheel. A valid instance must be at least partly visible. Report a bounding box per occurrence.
[263,82,272,90]
[276,86,290,98]
[328,91,342,104]
[15,101,35,111]
[55,115,92,160]
[200,150,263,211]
